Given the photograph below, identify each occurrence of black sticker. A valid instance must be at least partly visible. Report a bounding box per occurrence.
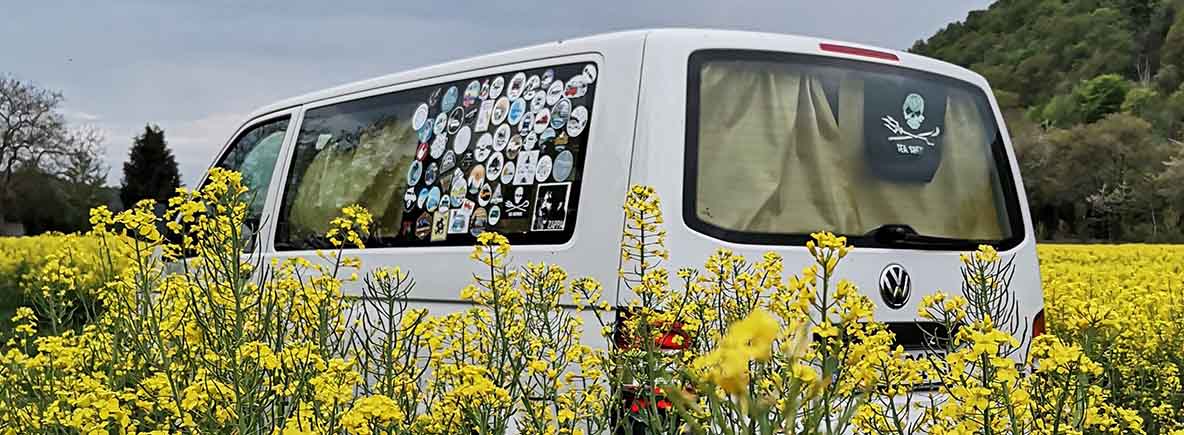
[863,76,946,182]
[531,183,570,232]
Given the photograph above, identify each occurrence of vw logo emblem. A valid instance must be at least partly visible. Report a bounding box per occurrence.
[879,263,911,309]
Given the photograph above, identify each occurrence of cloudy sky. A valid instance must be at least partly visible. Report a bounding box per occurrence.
[4,0,992,186]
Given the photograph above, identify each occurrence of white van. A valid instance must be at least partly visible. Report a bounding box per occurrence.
[202,29,1043,354]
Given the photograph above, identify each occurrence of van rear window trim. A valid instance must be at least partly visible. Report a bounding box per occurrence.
[682,49,1025,251]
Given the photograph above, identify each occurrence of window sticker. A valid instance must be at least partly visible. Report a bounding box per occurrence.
[476,99,494,132]
[531,183,570,231]
[863,75,946,182]
[276,61,595,250]
[567,106,588,137]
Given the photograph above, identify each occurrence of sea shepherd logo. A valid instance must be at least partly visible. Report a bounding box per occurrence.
[879,263,912,309]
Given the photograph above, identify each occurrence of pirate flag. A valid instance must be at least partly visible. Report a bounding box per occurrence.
[863,75,947,183]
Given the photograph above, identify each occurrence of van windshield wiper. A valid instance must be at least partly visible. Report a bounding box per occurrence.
[864,224,975,250]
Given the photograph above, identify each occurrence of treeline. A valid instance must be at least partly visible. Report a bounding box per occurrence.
[914,0,1184,242]
[1,75,181,235]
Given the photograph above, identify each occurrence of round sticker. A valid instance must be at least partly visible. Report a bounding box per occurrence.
[564,76,588,99]
[533,108,551,134]
[426,186,441,211]
[470,208,488,237]
[407,160,423,186]
[433,113,447,136]
[501,161,516,184]
[539,128,556,148]
[583,64,597,83]
[530,91,547,112]
[535,155,553,183]
[542,69,555,86]
[453,126,472,154]
[442,86,459,112]
[417,121,433,143]
[412,103,430,130]
[479,79,490,100]
[488,205,502,226]
[463,80,481,108]
[416,187,429,209]
[474,133,493,162]
[546,80,565,106]
[507,98,527,125]
[492,97,510,125]
[518,112,535,135]
[524,132,538,150]
[507,73,527,99]
[490,76,505,99]
[551,99,571,129]
[403,187,416,211]
[525,75,541,93]
[506,135,522,160]
[431,133,448,159]
[478,183,492,206]
[447,107,464,134]
[567,106,588,137]
[439,195,451,213]
[449,169,466,203]
[553,150,574,182]
[441,150,457,173]
[493,124,511,151]
[468,165,485,194]
[425,162,439,185]
[486,152,504,181]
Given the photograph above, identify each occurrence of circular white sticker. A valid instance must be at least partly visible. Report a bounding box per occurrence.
[493,124,511,151]
[542,69,555,86]
[490,76,505,99]
[533,108,551,134]
[564,76,588,99]
[453,126,472,154]
[524,132,538,150]
[486,152,504,181]
[535,155,553,183]
[551,99,571,129]
[478,183,492,207]
[468,165,485,194]
[507,72,527,99]
[431,133,447,159]
[525,75,540,93]
[546,80,565,106]
[464,80,481,107]
[530,91,547,112]
[412,103,430,130]
[553,150,574,182]
[474,133,493,162]
[506,135,522,160]
[492,97,510,125]
[567,106,588,137]
[501,161,516,184]
[489,205,501,226]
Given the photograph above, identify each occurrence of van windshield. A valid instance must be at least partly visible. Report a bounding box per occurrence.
[686,50,1021,249]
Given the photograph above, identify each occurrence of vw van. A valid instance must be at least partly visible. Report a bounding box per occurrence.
[202,29,1042,368]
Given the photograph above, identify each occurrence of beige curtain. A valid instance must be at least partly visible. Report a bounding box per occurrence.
[289,120,416,237]
[696,61,1006,239]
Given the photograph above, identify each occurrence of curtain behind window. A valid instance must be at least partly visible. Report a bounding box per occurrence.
[696,61,1006,239]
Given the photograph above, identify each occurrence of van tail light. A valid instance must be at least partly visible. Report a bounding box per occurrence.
[613,310,692,351]
[819,43,900,61]
[1032,309,1046,338]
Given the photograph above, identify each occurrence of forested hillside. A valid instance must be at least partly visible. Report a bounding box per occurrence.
[912,0,1184,242]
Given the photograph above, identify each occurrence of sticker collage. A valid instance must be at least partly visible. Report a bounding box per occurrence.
[402,63,596,243]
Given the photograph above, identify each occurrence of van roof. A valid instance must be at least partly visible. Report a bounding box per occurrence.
[246,28,980,120]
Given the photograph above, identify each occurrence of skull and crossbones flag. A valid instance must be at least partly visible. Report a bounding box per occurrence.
[863,75,947,183]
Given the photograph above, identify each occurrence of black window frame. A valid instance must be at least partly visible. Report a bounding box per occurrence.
[683,49,1026,251]
[272,61,598,251]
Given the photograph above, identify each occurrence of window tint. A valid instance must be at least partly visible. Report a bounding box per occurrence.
[275,62,598,250]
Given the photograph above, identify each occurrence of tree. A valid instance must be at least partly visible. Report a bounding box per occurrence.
[120,124,180,208]
[0,75,70,224]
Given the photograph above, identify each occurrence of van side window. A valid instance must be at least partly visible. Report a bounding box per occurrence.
[215,117,289,221]
[274,62,597,250]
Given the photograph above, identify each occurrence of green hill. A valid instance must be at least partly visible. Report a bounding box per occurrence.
[911,0,1184,242]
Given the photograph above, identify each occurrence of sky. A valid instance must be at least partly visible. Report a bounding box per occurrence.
[3,0,994,186]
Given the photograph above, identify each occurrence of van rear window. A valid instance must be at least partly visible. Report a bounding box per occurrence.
[685,50,1023,250]
[274,62,597,250]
